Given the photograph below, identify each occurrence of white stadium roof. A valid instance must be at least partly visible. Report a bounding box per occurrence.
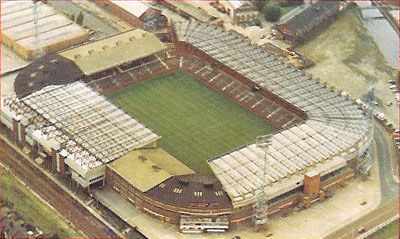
[2,82,159,172]
[173,21,370,207]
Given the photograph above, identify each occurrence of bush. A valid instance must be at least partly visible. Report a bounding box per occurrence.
[263,4,281,22]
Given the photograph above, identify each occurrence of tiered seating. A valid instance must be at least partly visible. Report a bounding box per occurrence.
[92,77,117,93]
[173,20,370,207]
[178,54,301,129]
[145,59,167,73]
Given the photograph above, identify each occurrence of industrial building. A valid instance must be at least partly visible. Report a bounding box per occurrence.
[1,1,88,60]
[92,1,167,31]
[274,1,343,44]
[220,0,259,25]
[1,21,372,233]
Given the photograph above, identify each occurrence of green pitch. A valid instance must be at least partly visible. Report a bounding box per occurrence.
[108,70,277,174]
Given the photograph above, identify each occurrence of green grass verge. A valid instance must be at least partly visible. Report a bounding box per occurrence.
[367,219,399,239]
[1,168,84,238]
[108,70,277,175]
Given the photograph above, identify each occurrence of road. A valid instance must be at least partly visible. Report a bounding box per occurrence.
[325,123,399,239]
[1,139,119,239]
[325,199,398,239]
[375,123,399,204]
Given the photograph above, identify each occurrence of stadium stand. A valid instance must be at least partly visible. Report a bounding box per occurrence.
[2,82,160,188]
[2,22,373,232]
[172,20,370,208]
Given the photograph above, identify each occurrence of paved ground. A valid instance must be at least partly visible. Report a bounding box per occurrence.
[324,123,399,238]
[374,123,399,204]
[95,158,381,239]
[326,199,398,239]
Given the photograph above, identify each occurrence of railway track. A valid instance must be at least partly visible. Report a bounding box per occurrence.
[1,141,119,239]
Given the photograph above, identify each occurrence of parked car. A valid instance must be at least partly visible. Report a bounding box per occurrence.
[357,227,366,233]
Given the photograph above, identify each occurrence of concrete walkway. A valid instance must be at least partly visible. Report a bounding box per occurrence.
[94,161,381,239]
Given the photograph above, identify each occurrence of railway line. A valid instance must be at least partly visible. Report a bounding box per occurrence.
[1,139,119,239]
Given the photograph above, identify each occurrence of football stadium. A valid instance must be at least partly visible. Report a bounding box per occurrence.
[1,22,372,233]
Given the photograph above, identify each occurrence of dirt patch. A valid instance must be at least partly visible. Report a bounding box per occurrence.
[295,6,398,124]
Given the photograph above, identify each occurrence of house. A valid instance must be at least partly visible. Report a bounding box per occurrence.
[220,0,259,25]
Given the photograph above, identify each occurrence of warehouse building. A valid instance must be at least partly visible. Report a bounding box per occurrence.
[274,1,343,44]
[1,1,88,60]
[93,1,167,31]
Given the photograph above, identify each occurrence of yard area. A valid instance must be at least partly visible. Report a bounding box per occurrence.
[108,70,276,175]
[295,5,398,124]
[1,168,83,238]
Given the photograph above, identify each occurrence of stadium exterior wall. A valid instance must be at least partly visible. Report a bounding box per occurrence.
[104,157,355,227]
[105,165,232,225]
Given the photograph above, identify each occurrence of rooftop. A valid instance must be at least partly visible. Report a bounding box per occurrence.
[145,174,232,209]
[173,20,370,207]
[1,1,88,55]
[283,1,341,37]
[110,148,194,192]
[59,29,167,75]
[110,1,150,18]
[2,81,160,172]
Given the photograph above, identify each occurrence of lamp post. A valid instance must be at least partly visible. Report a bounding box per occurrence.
[253,134,273,228]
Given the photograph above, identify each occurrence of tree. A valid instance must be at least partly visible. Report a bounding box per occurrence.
[69,14,75,22]
[76,11,84,25]
[263,4,281,22]
[253,1,265,11]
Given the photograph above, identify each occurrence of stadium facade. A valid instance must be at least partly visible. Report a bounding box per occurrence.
[2,23,372,233]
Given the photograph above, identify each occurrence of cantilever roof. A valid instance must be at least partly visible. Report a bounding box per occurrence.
[110,148,194,192]
[173,21,369,208]
[2,81,160,172]
[59,29,167,75]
